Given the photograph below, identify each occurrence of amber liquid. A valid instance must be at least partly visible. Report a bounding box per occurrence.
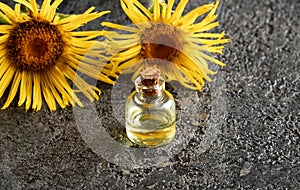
[126,110,176,147]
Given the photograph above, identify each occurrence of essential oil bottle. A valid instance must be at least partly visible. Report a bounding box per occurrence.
[125,67,176,147]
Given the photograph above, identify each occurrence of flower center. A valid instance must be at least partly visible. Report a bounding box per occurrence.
[140,23,184,62]
[6,19,64,71]
[27,38,48,58]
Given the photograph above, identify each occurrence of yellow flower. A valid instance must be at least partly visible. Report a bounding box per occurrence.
[103,0,229,90]
[0,0,113,111]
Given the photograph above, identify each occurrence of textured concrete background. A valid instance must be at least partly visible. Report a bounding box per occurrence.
[0,0,299,189]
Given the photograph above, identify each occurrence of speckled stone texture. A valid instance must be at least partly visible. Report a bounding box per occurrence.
[0,0,299,189]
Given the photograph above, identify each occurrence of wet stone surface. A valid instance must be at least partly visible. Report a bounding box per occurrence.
[0,0,299,189]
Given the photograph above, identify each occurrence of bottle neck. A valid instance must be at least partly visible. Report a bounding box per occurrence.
[135,76,165,102]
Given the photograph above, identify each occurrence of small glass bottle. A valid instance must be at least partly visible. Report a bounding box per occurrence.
[125,67,176,147]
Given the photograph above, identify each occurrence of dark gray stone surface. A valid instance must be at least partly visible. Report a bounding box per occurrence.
[0,0,299,189]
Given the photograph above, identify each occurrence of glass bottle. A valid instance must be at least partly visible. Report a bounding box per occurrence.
[125,67,176,147]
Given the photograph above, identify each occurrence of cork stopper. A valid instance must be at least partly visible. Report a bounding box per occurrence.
[140,67,161,86]
[139,67,161,96]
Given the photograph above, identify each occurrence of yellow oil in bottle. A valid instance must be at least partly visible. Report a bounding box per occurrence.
[126,110,176,146]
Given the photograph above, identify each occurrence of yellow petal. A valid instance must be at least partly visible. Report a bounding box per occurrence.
[0,25,13,33]
[32,72,43,111]
[25,72,33,111]
[176,4,213,27]
[0,2,16,23]
[190,21,219,33]
[60,10,110,31]
[117,56,142,72]
[102,22,139,32]
[199,51,226,67]
[44,73,66,109]
[121,0,150,24]
[14,0,33,13]
[18,71,28,107]
[188,0,220,32]
[40,0,51,19]
[47,0,63,20]
[29,0,38,16]
[0,66,16,98]
[0,60,11,81]
[2,71,22,109]
[111,45,141,62]
[166,0,175,21]
[169,0,189,24]
[41,73,57,111]
[13,4,23,22]
[194,31,225,38]
[153,0,160,22]
[131,0,153,20]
